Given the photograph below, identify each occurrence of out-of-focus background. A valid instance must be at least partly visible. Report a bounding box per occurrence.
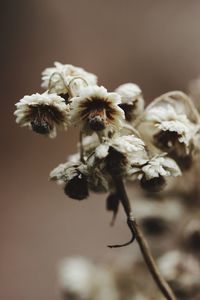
[1,1,200,299]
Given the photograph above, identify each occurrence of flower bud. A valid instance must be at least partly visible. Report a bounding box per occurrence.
[64,173,89,200]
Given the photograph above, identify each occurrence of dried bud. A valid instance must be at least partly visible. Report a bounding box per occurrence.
[64,173,89,200]
[106,192,120,225]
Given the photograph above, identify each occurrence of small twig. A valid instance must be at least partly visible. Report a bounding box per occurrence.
[111,176,177,300]
[107,218,135,248]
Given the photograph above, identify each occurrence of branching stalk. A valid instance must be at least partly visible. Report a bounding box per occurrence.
[111,176,177,300]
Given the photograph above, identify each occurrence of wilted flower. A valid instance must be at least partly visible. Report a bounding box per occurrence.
[58,257,119,300]
[158,250,200,298]
[138,155,181,192]
[70,86,125,136]
[88,135,146,176]
[50,161,89,200]
[138,91,200,169]
[133,198,184,237]
[14,92,69,138]
[41,62,97,100]
[182,219,200,252]
[115,83,144,122]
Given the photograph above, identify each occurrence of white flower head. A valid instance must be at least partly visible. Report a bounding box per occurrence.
[138,91,200,167]
[41,62,97,97]
[58,257,96,299]
[58,257,119,300]
[14,92,70,138]
[115,83,144,122]
[88,135,147,177]
[138,154,181,192]
[70,85,125,135]
[141,155,181,180]
[158,250,200,296]
[50,161,89,200]
[95,135,145,159]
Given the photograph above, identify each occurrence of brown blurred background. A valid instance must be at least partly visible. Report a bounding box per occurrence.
[1,1,200,299]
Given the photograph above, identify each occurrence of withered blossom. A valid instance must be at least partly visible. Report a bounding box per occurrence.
[41,62,97,101]
[87,134,146,176]
[14,62,200,300]
[182,219,200,252]
[50,161,89,200]
[138,154,181,192]
[115,83,144,122]
[137,91,200,169]
[158,250,200,299]
[70,85,125,136]
[14,92,69,138]
[58,257,119,300]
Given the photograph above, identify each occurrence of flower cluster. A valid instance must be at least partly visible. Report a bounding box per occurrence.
[14,63,200,300]
[14,62,200,203]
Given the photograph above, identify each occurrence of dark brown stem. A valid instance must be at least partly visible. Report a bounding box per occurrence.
[79,131,85,163]
[112,176,177,300]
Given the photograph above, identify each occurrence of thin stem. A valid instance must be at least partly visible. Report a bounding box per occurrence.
[112,176,177,300]
[68,76,89,97]
[79,131,85,163]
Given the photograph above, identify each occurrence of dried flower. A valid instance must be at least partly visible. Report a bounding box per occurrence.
[158,250,200,298]
[41,62,97,99]
[88,134,146,176]
[138,155,181,192]
[70,85,125,136]
[14,92,69,138]
[115,83,144,122]
[182,219,200,252]
[58,257,119,300]
[50,162,89,200]
[138,91,200,169]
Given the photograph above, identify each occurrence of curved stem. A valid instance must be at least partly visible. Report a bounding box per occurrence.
[68,76,89,97]
[112,176,177,300]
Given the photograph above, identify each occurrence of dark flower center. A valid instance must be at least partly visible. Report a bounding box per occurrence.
[140,175,166,192]
[80,98,116,131]
[119,103,136,122]
[154,130,187,155]
[29,105,65,135]
[141,216,170,235]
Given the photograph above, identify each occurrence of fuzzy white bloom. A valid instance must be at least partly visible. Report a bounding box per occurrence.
[58,257,95,299]
[138,91,200,164]
[140,155,181,180]
[70,85,125,135]
[58,257,119,300]
[115,83,144,122]
[87,135,147,179]
[95,135,145,159]
[158,250,200,286]
[50,161,89,200]
[146,104,195,148]
[14,92,70,138]
[41,62,97,95]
